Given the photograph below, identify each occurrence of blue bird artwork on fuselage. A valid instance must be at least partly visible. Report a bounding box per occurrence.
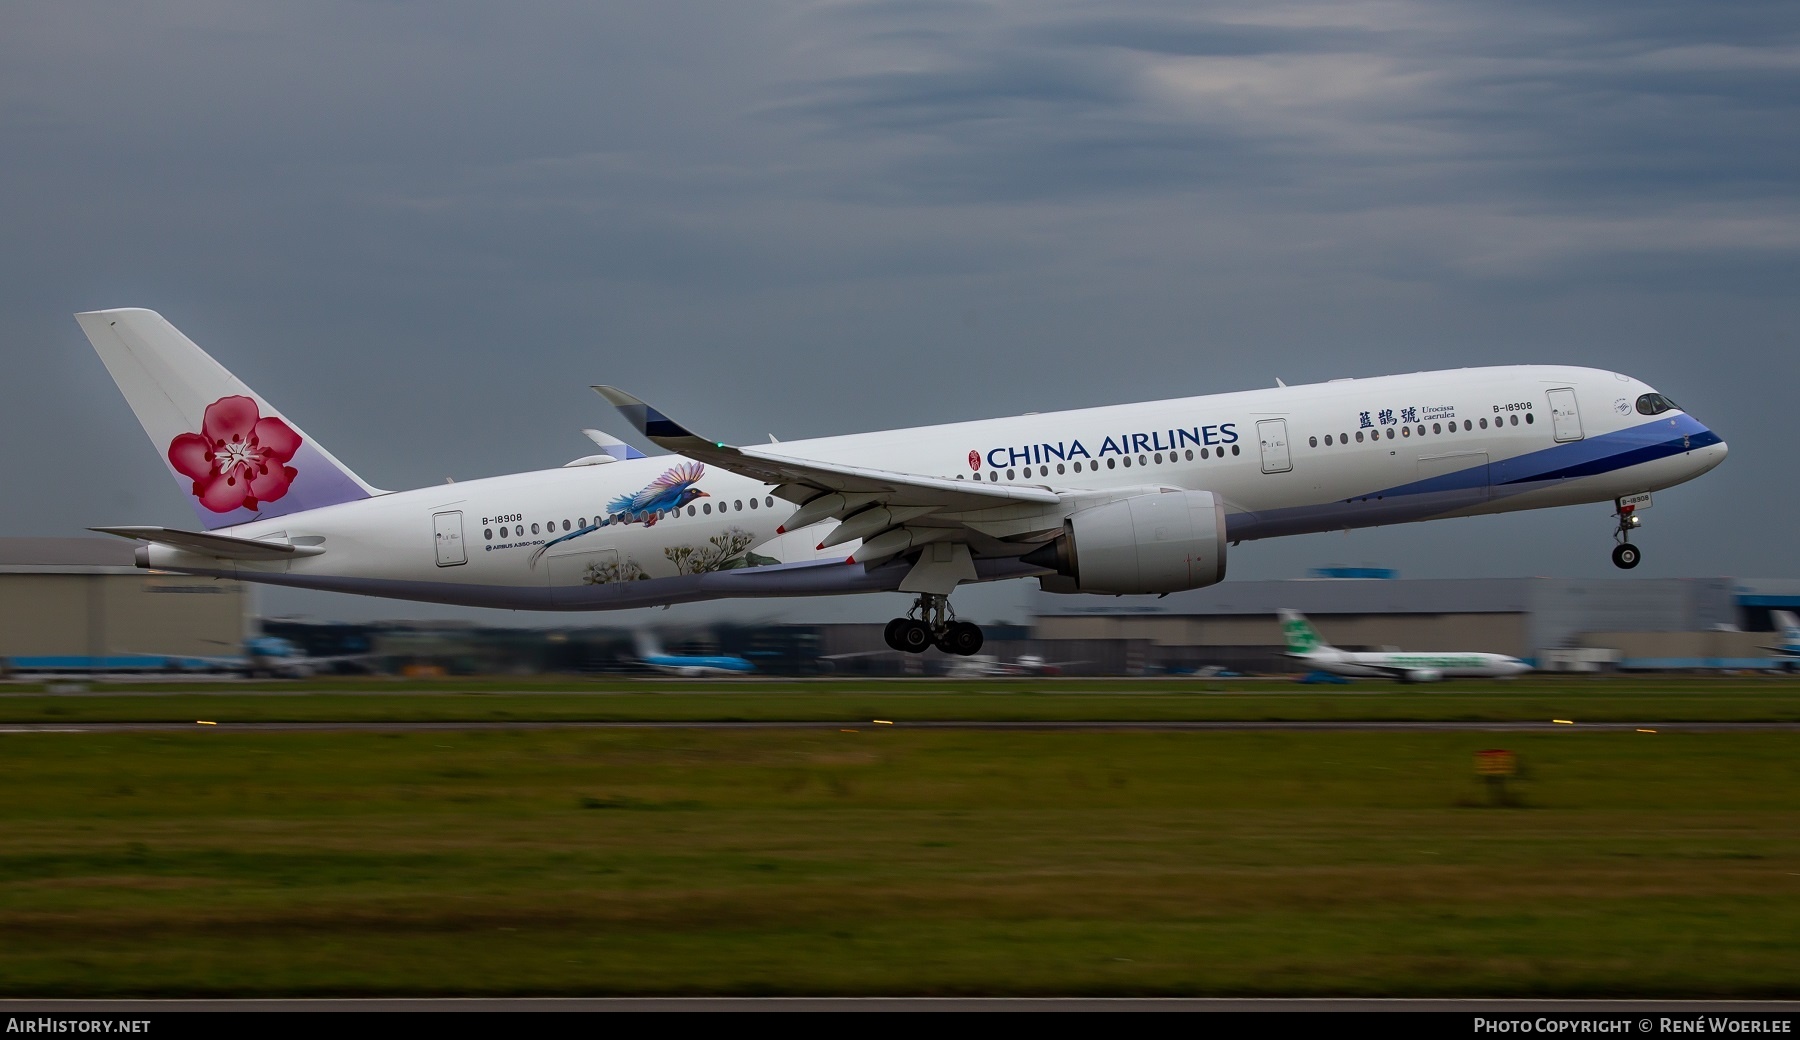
[529,462,710,566]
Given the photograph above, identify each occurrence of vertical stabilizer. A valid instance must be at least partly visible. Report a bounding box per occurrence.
[1279,609,1333,656]
[76,309,382,530]
[1776,611,1800,650]
[634,630,666,660]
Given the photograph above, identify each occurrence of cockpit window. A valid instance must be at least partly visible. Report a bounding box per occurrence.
[1636,393,1680,415]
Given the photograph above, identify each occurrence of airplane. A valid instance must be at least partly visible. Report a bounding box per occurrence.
[75,308,1727,657]
[8,634,370,678]
[632,630,755,677]
[1759,610,1800,669]
[1278,609,1531,683]
[146,634,377,677]
[944,653,1079,677]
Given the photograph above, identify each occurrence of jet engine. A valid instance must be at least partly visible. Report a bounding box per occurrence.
[1025,490,1227,595]
[1400,669,1443,684]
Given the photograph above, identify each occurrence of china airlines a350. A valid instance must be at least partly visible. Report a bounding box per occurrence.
[78,309,1726,657]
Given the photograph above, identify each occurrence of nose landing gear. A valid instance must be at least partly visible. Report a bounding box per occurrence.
[1611,500,1643,569]
[883,593,985,656]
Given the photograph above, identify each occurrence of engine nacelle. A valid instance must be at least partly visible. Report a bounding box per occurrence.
[1401,669,1444,684]
[1026,490,1228,595]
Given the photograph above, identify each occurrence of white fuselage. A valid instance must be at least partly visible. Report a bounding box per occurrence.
[139,365,1727,610]
[1297,648,1532,680]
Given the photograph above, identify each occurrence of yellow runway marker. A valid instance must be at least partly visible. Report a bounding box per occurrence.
[196,720,218,726]
[840,728,859,733]
[1553,719,1574,725]
[1637,728,1657,734]
[874,720,894,725]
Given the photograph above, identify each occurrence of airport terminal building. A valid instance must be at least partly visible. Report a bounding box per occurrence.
[1,538,1795,676]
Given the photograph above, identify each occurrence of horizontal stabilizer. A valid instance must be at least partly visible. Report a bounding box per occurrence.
[90,526,325,560]
[581,428,647,460]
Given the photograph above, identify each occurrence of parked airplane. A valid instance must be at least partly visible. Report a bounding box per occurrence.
[77,309,1726,658]
[147,634,377,677]
[1760,610,1800,667]
[944,653,1079,678]
[632,630,755,677]
[1279,610,1531,683]
[8,635,369,678]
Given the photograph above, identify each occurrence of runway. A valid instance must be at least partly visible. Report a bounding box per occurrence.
[1,720,1796,733]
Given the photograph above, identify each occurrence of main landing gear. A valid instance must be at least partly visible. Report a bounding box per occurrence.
[1611,499,1643,570]
[884,593,984,656]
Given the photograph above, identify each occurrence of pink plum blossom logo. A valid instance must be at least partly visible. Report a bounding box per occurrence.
[167,396,302,513]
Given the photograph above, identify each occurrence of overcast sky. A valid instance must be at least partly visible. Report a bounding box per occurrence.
[3,1,1796,626]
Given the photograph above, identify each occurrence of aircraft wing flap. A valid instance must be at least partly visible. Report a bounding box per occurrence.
[90,526,327,560]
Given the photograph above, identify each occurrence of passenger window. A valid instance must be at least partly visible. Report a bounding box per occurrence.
[1309,437,1318,448]
[530,523,539,534]
[1155,452,1164,463]
[1402,427,1411,437]
[766,497,774,507]
[1432,423,1441,435]
[703,503,712,514]
[1510,414,1518,426]
[1464,420,1472,431]
[1480,418,1488,429]
[1385,429,1394,440]
[749,498,757,509]
[1184,450,1193,461]
[1200,448,1209,459]
[1056,463,1065,475]
[1139,455,1148,466]
[484,528,493,541]
[1525,412,1535,425]
[1355,431,1363,443]
[1231,444,1241,455]
[687,506,696,516]
[1107,458,1117,469]
[1006,469,1016,480]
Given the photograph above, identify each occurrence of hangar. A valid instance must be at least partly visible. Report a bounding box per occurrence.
[0,538,250,673]
[1030,574,1800,673]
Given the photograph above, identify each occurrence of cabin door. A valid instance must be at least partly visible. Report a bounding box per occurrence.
[1546,388,1584,442]
[1256,419,1292,474]
[432,511,467,567]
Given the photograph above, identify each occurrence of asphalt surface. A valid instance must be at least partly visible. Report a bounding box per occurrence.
[0,720,1796,733]
[3,998,1798,1012]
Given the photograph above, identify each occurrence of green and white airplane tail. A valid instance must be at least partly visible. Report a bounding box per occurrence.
[1278,609,1333,656]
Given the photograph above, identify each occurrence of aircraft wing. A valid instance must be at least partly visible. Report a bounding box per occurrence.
[595,387,1067,568]
[594,387,1057,511]
[1758,646,1800,656]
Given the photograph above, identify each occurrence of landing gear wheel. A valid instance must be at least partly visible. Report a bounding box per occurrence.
[1612,543,1641,569]
[883,618,908,652]
[942,621,984,657]
[896,619,934,654]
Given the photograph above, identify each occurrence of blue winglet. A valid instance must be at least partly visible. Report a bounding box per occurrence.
[593,386,710,448]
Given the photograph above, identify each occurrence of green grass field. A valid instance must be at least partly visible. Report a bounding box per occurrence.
[2,720,1797,995]
[3,674,1798,724]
